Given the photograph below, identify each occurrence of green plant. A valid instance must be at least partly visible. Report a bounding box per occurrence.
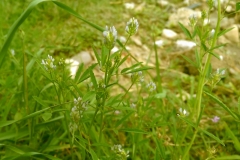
[1,0,240,159]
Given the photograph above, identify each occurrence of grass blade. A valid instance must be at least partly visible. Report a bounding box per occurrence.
[0,0,52,67]
[204,91,239,120]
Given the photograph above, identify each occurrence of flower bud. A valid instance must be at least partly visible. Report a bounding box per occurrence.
[125,17,139,36]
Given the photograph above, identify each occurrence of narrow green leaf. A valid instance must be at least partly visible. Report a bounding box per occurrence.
[195,49,200,68]
[0,107,51,128]
[0,0,104,68]
[74,63,84,83]
[52,1,104,32]
[120,128,147,134]
[116,112,133,127]
[121,62,142,74]
[238,97,240,114]
[204,91,239,120]
[214,155,240,160]
[154,90,167,99]
[117,55,129,68]
[90,148,99,160]
[82,91,96,102]
[209,43,226,51]
[78,64,96,83]
[181,55,197,68]
[201,41,208,51]
[42,112,52,121]
[32,96,48,107]
[89,66,98,89]
[178,22,192,39]
[179,117,225,146]
[225,122,240,152]
[26,48,44,72]
[200,128,225,146]
[208,51,220,60]
[124,66,153,74]
[0,0,52,67]
[92,46,100,64]
[237,2,240,11]
[217,27,234,37]
[101,46,109,66]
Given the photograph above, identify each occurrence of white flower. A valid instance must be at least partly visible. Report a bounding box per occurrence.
[69,122,78,132]
[130,103,136,109]
[74,97,82,105]
[10,49,15,56]
[125,17,139,35]
[179,108,189,116]
[41,54,56,71]
[103,26,117,49]
[146,81,156,92]
[111,144,129,158]
[216,68,225,76]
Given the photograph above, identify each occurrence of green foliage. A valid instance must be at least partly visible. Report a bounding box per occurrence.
[0,0,240,159]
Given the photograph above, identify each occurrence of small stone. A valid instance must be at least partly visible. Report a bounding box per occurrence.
[119,36,127,43]
[176,40,196,50]
[162,29,178,39]
[155,40,164,47]
[226,5,232,12]
[224,24,239,43]
[72,51,92,64]
[111,46,119,53]
[157,0,169,6]
[124,2,135,9]
[65,59,79,78]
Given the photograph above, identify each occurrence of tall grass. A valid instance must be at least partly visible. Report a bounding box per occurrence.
[1,0,240,159]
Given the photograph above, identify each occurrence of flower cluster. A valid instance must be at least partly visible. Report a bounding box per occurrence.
[208,68,226,87]
[111,144,129,159]
[130,71,144,83]
[178,108,189,117]
[189,14,198,27]
[208,29,215,40]
[130,103,136,109]
[211,116,220,123]
[146,81,156,92]
[125,17,139,36]
[69,97,89,132]
[103,26,117,49]
[41,54,56,71]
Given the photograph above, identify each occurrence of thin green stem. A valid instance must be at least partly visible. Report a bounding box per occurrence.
[184,0,222,158]
[182,128,198,159]
[50,71,74,160]
[21,35,31,145]
[195,0,221,119]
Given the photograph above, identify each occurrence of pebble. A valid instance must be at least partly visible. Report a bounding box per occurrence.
[65,59,79,78]
[162,29,178,39]
[224,24,239,43]
[157,0,169,7]
[155,40,164,47]
[72,51,92,64]
[176,40,196,50]
[124,2,135,9]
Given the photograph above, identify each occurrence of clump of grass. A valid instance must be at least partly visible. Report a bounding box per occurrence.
[1,0,240,159]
